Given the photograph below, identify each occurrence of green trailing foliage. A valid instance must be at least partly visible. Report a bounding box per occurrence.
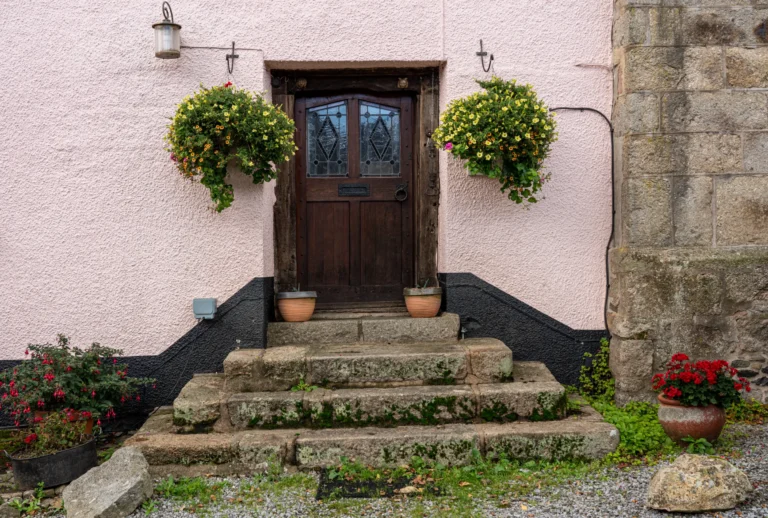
[726,398,768,424]
[682,437,715,455]
[431,76,557,204]
[578,337,614,403]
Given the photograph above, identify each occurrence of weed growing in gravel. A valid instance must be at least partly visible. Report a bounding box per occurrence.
[154,476,229,512]
[727,398,768,425]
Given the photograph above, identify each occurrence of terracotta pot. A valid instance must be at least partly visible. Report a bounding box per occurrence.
[403,287,442,318]
[33,410,95,435]
[277,291,317,322]
[657,394,726,444]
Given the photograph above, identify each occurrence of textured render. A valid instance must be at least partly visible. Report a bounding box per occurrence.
[612,0,768,403]
[0,0,611,359]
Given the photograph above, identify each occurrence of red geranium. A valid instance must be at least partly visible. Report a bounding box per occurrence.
[652,353,750,408]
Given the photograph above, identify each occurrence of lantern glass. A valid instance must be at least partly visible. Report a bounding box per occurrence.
[153,23,181,59]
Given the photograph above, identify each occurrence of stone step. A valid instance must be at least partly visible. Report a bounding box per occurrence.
[225,375,566,430]
[223,338,513,393]
[267,312,460,347]
[126,402,619,477]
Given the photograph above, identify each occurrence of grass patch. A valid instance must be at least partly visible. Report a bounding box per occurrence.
[155,476,229,512]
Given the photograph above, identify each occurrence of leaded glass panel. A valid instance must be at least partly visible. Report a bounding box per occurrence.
[307,101,348,177]
[360,101,400,177]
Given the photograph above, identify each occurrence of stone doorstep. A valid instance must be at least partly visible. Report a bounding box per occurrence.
[125,407,618,473]
[225,376,566,430]
[222,338,514,394]
[266,313,460,347]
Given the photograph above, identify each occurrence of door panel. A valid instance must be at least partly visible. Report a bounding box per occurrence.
[361,201,402,286]
[306,202,350,287]
[296,94,414,305]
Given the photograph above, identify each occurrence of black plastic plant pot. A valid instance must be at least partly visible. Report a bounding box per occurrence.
[6,439,98,489]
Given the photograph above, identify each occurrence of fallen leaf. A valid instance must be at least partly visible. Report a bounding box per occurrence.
[459,481,471,487]
[521,504,528,511]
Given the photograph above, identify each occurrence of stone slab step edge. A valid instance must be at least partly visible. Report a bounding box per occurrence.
[225,376,565,429]
[223,337,514,393]
[173,362,556,429]
[126,402,619,477]
[267,313,460,347]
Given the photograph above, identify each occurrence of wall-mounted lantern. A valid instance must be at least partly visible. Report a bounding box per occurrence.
[153,2,181,59]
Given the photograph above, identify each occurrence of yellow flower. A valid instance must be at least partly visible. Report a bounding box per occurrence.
[502,132,508,138]
[515,136,521,142]
[263,111,269,116]
[485,140,491,146]
[485,155,491,160]
[533,118,539,123]
[477,152,483,158]
[502,107,508,112]
[263,135,268,140]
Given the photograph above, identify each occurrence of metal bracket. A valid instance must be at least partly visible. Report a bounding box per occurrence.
[226,41,239,74]
[477,39,494,73]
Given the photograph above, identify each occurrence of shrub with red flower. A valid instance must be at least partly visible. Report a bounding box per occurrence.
[652,353,750,408]
[0,335,155,424]
[9,410,91,459]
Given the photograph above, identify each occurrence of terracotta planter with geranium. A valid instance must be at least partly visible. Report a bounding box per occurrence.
[652,353,751,445]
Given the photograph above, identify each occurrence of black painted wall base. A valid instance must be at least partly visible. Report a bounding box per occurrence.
[0,272,604,428]
[440,273,606,385]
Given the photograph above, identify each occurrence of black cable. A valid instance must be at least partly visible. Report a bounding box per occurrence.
[549,107,614,336]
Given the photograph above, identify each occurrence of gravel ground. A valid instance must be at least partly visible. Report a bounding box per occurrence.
[127,423,768,518]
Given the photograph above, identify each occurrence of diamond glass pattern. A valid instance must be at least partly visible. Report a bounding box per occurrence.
[307,101,348,177]
[360,101,400,177]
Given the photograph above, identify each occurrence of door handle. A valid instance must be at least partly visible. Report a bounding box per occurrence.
[395,182,408,202]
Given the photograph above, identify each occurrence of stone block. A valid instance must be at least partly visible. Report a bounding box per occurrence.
[267,320,359,347]
[716,176,768,245]
[125,432,239,466]
[328,385,476,426]
[613,5,650,47]
[624,134,741,176]
[614,93,659,135]
[624,47,722,92]
[360,313,460,343]
[727,47,768,88]
[673,176,713,246]
[463,338,513,383]
[172,374,224,426]
[511,362,557,383]
[228,392,305,429]
[223,349,264,393]
[625,177,673,246]
[255,346,307,392]
[477,382,565,421]
[609,339,655,382]
[681,8,768,46]
[742,133,768,174]
[295,424,480,468]
[237,431,291,469]
[662,92,768,133]
[648,7,683,45]
[307,343,467,386]
[482,420,620,461]
[63,447,153,518]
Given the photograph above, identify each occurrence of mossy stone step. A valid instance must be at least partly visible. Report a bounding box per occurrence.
[223,338,513,393]
[224,373,565,430]
[267,313,460,347]
[126,402,619,476]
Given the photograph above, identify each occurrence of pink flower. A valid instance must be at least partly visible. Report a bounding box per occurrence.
[170,153,177,162]
[444,142,453,151]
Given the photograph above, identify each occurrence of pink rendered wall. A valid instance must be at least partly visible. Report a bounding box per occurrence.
[0,0,611,359]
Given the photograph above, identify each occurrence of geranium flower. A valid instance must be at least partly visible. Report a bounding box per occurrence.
[23,433,37,444]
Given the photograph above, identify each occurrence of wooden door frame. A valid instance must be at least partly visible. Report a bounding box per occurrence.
[271,68,440,300]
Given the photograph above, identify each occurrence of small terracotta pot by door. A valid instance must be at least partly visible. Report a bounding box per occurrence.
[657,394,726,444]
[277,291,318,322]
[403,287,443,318]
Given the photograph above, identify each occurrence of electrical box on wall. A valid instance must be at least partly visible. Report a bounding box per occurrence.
[193,298,217,320]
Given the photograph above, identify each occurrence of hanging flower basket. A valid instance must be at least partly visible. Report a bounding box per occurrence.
[165,83,296,211]
[431,76,557,204]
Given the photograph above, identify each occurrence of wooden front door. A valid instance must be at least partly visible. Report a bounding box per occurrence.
[296,94,414,305]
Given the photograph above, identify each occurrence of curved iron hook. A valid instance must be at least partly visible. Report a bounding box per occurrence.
[161,1,174,23]
[477,40,494,73]
[226,41,239,74]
